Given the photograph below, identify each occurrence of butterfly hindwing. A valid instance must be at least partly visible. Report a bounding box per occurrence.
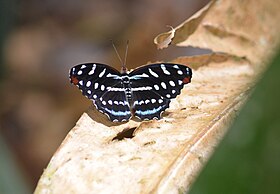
[132,89,170,120]
[94,82,131,122]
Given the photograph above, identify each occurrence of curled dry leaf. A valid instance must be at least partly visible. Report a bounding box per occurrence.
[154,25,176,49]
[35,0,280,193]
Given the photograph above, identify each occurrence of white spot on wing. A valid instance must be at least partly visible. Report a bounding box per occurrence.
[81,65,86,69]
[169,80,175,87]
[178,80,183,85]
[145,99,150,104]
[161,64,170,75]
[99,69,106,77]
[87,90,92,94]
[88,65,96,75]
[79,80,83,85]
[108,100,112,105]
[172,89,176,94]
[154,85,159,90]
[94,83,99,89]
[86,81,91,87]
[166,94,171,98]
[101,85,105,91]
[93,94,97,99]
[77,70,82,75]
[148,68,159,78]
[161,82,167,89]
[151,99,156,103]
[177,70,183,75]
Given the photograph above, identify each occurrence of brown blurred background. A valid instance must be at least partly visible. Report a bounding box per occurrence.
[0,0,210,192]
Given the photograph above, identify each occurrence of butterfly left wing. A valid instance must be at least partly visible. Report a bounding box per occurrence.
[129,63,192,120]
[69,63,131,122]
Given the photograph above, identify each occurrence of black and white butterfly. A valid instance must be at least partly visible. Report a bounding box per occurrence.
[69,62,192,122]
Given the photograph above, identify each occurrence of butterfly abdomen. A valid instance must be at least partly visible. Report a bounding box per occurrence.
[121,74,133,106]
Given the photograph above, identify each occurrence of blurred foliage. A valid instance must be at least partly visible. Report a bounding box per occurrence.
[0,136,30,194]
[0,0,15,79]
[189,50,280,193]
[0,0,30,193]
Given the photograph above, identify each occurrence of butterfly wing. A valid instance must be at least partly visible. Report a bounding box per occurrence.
[70,63,131,122]
[131,89,170,120]
[129,63,192,120]
[95,82,132,122]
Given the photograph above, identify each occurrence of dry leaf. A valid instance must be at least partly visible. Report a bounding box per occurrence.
[35,57,255,193]
[154,0,280,65]
[154,25,176,49]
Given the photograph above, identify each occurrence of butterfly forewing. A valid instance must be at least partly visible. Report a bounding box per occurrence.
[70,63,121,98]
[129,63,191,98]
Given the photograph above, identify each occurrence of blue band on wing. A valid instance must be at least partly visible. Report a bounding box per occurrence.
[104,108,131,116]
[135,106,163,116]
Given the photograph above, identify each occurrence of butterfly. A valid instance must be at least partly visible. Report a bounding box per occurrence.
[69,62,192,122]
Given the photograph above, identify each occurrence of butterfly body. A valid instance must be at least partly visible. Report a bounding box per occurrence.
[70,63,192,122]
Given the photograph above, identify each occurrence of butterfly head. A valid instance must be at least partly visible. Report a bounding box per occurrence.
[121,66,128,74]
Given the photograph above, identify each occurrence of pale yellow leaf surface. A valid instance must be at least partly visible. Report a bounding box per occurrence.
[35,0,280,193]
[35,55,254,194]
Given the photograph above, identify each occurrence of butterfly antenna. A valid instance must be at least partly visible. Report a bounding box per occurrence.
[123,40,129,69]
[111,40,126,73]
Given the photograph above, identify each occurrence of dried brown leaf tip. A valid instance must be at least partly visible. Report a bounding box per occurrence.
[154,25,176,49]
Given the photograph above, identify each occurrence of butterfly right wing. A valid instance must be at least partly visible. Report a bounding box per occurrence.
[129,63,192,120]
[70,63,131,122]
[131,89,170,120]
